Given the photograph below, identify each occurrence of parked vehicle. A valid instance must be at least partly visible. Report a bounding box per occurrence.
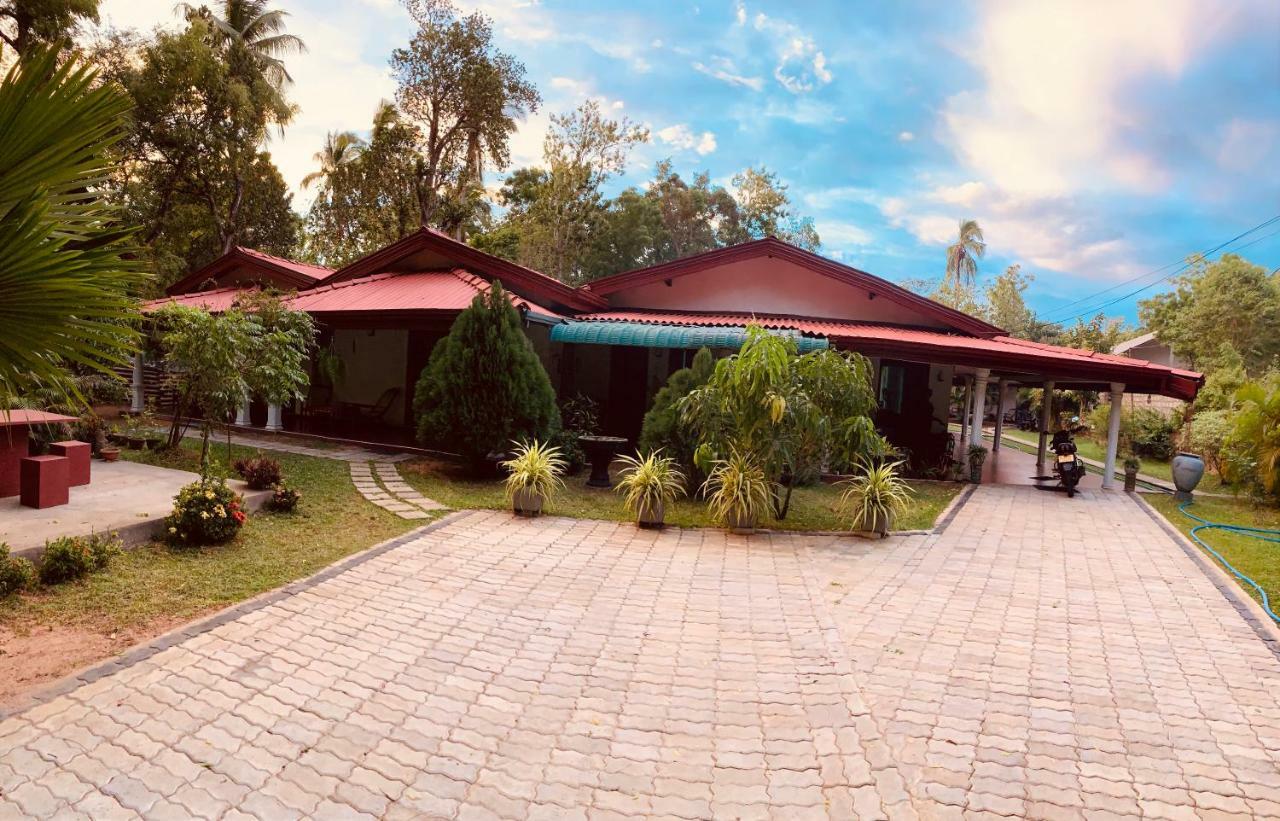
[1051,429,1087,497]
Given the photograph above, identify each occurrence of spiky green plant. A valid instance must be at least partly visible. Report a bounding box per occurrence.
[615,450,685,519]
[840,459,912,534]
[502,439,566,501]
[703,446,773,529]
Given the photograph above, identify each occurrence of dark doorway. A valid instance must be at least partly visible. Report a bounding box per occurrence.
[606,345,649,442]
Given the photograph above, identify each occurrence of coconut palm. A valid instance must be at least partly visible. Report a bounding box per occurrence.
[944,218,986,291]
[301,130,364,190]
[0,48,145,407]
[177,0,306,89]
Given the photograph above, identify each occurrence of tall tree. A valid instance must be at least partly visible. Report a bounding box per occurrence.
[301,131,364,190]
[0,0,98,61]
[176,0,306,91]
[944,218,985,291]
[731,165,819,250]
[983,264,1036,338]
[0,48,145,406]
[1140,253,1280,375]
[105,14,299,285]
[391,0,539,233]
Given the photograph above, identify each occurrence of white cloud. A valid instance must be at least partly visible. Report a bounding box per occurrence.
[897,131,915,142]
[656,124,717,156]
[734,1,747,26]
[750,9,833,94]
[815,220,873,248]
[692,57,764,91]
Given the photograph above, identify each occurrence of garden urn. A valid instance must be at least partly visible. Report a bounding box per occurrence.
[512,488,544,517]
[726,510,757,535]
[636,500,664,529]
[1171,452,1205,503]
[579,435,628,488]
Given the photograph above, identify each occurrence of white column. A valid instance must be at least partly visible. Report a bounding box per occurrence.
[265,403,283,432]
[970,369,991,449]
[1036,381,1055,471]
[234,392,250,427]
[957,378,972,453]
[130,353,145,413]
[1102,382,1125,490]
[992,379,1008,452]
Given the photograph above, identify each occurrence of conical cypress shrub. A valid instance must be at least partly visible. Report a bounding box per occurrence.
[413,283,560,471]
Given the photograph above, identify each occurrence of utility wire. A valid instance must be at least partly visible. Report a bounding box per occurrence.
[1042,214,1280,322]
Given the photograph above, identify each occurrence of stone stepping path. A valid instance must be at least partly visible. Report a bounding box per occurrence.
[182,429,414,464]
[350,461,446,520]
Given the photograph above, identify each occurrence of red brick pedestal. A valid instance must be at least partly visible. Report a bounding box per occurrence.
[50,440,91,486]
[20,455,69,509]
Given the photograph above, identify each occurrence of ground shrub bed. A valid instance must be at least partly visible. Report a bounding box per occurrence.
[0,548,37,597]
[38,533,121,585]
[164,478,246,545]
[233,454,283,490]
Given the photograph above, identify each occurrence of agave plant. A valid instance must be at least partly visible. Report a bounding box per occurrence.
[502,439,566,516]
[615,450,685,528]
[703,446,773,532]
[0,48,145,409]
[840,459,912,537]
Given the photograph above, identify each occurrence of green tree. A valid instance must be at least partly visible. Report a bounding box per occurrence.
[177,0,306,92]
[944,218,985,292]
[983,264,1036,337]
[731,165,819,250]
[391,0,540,233]
[638,348,716,481]
[1225,374,1280,499]
[1140,253,1280,375]
[0,48,144,407]
[412,284,560,471]
[1058,312,1129,353]
[0,0,98,61]
[301,130,364,191]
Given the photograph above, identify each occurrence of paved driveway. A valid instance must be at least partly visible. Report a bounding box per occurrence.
[2,487,1279,819]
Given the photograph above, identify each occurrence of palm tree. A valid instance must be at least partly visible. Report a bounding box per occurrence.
[301,130,364,190]
[0,48,145,407]
[177,0,306,89]
[945,218,986,291]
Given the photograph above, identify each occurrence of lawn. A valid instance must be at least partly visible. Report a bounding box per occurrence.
[398,457,962,533]
[1147,493,1280,612]
[0,440,417,704]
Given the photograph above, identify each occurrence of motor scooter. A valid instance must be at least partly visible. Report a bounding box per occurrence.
[1051,428,1087,497]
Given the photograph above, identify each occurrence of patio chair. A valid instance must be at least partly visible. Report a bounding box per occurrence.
[346,388,400,422]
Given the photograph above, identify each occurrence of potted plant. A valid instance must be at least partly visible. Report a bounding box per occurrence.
[99,444,121,462]
[704,446,772,534]
[615,450,685,528]
[839,459,912,537]
[502,439,566,517]
[967,444,988,483]
[1123,454,1141,492]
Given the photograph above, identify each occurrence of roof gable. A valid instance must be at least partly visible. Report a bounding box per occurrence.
[165,247,331,296]
[582,237,1004,338]
[322,227,605,313]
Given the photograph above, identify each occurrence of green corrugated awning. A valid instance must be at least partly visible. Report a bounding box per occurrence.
[550,320,829,352]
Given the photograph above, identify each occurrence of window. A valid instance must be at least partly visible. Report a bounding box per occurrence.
[879,363,905,414]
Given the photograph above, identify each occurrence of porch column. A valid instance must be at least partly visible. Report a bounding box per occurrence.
[265,403,283,432]
[992,378,1008,452]
[958,378,972,452]
[1036,381,1055,471]
[970,369,991,449]
[130,353,145,413]
[1102,382,1125,490]
[234,392,250,427]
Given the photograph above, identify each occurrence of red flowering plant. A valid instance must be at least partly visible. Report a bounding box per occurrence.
[164,478,246,546]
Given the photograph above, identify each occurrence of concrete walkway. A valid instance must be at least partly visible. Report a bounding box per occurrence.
[2,488,1278,818]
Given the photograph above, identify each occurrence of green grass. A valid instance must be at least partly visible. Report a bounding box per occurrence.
[399,459,961,533]
[1147,493,1280,609]
[0,440,416,634]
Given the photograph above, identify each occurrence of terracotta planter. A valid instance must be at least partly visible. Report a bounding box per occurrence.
[636,500,664,529]
[512,487,545,517]
[100,447,120,463]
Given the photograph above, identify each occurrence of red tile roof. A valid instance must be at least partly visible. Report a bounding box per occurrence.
[577,310,1203,400]
[286,269,562,318]
[165,247,333,296]
[143,285,256,313]
[234,247,332,282]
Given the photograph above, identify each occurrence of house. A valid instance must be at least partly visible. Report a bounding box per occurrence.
[1112,332,1189,414]
[141,228,1203,488]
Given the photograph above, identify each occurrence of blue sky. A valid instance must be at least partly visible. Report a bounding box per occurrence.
[97,0,1280,323]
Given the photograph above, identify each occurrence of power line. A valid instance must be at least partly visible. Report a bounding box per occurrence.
[1041,214,1280,322]
[1053,223,1280,324]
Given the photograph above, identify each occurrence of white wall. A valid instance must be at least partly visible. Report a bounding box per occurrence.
[608,256,949,328]
[332,328,408,426]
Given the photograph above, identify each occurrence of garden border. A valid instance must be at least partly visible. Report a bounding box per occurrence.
[0,509,473,721]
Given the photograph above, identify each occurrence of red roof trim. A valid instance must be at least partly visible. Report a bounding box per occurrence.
[165,247,332,296]
[581,237,1004,338]
[285,269,564,318]
[322,227,606,312]
[143,285,257,313]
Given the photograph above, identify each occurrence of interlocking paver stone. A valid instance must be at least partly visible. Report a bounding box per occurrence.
[2,488,1279,818]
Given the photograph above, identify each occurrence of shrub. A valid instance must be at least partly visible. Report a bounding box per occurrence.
[615,450,685,521]
[38,532,120,585]
[1224,375,1280,499]
[1187,408,1232,476]
[413,284,560,472]
[233,454,282,490]
[551,393,600,475]
[265,484,301,513]
[839,460,912,535]
[0,546,36,596]
[165,479,246,546]
[1129,408,1178,461]
[703,446,773,529]
[502,440,566,502]
[72,412,108,454]
[638,348,714,480]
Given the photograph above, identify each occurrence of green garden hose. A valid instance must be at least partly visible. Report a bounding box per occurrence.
[1179,502,1280,624]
